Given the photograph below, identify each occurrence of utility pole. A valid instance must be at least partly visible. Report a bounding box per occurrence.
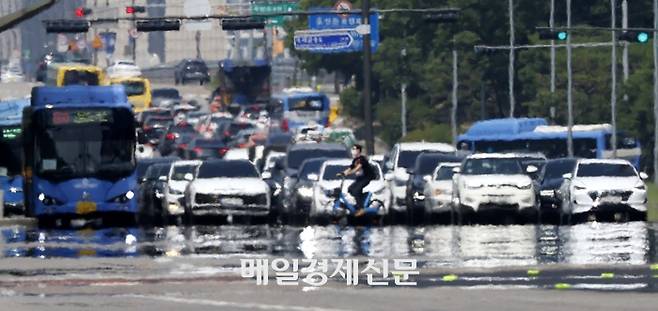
[653,0,658,184]
[567,0,574,157]
[131,0,136,62]
[362,0,374,155]
[451,47,458,148]
[611,0,618,157]
[550,0,556,93]
[622,0,629,83]
[400,47,407,138]
[508,0,515,117]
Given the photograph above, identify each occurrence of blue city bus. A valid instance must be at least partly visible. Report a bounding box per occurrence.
[22,86,138,222]
[458,118,642,168]
[268,88,331,132]
[0,98,30,215]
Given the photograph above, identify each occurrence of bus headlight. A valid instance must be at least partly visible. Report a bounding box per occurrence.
[9,187,22,193]
[38,193,62,206]
[110,191,135,203]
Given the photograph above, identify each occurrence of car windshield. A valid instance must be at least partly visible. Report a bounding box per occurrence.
[577,163,637,177]
[287,148,348,170]
[415,156,442,174]
[543,160,577,180]
[145,117,172,128]
[118,81,145,96]
[299,160,326,180]
[462,158,523,175]
[197,161,259,178]
[436,166,457,181]
[323,164,380,180]
[153,89,180,99]
[144,163,169,180]
[171,164,197,181]
[34,108,135,181]
[397,150,426,169]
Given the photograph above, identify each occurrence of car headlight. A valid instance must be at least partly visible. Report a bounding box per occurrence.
[635,184,646,190]
[297,186,313,198]
[111,190,135,203]
[169,188,184,195]
[9,187,21,193]
[574,185,587,191]
[517,183,532,190]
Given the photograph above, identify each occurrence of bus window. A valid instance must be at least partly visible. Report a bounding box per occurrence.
[289,97,324,111]
[120,81,146,96]
[63,70,99,86]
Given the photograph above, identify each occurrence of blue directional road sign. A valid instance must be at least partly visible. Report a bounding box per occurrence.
[293,29,357,52]
[297,9,378,53]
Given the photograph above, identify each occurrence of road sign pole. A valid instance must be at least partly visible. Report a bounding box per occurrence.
[508,0,515,117]
[362,0,374,155]
[653,0,658,183]
[611,0,618,158]
[132,0,136,62]
[567,0,574,157]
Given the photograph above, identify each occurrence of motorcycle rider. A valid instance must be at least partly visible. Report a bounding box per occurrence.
[339,144,376,217]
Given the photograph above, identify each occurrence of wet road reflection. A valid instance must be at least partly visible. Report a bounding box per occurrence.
[0,222,655,267]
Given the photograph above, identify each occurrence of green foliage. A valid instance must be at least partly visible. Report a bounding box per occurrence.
[285,0,658,172]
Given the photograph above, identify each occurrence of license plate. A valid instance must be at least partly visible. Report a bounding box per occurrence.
[78,249,97,257]
[600,196,622,204]
[76,201,97,214]
[221,198,243,206]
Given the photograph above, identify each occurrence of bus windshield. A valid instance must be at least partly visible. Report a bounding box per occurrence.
[63,69,100,86]
[0,125,22,176]
[33,108,135,181]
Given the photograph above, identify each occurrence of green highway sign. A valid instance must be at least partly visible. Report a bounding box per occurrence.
[251,2,299,26]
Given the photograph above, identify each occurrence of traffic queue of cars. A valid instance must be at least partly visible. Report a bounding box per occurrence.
[134,99,650,226]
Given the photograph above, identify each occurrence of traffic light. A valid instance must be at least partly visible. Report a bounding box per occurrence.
[618,31,650,43]
[75,7,92,17]
[136,20,181,32]
[539,29,568,40]
[424,10,459,23]
[221,18,266,31]
[126,6,146,14]
[44,20,89,33]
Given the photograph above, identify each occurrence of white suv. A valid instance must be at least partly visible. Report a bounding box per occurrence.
[559,159,648,223]
[384,142,455,218]
[452,153,538,223]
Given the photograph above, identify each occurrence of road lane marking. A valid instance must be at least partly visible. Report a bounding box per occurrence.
[125,294,351,311]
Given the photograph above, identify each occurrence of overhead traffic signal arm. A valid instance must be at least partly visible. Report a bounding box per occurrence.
[44,20,89,33]
[538,29,568,40]
[618,30,651,43]
[222,18,266,31]
[136,20,180,32]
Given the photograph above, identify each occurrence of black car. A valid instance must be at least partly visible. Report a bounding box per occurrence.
[152,88,181,108]
[539,158,578,221]
[289,157,331,221]
[140,115,173,145]
[138,162,173,223]
[281,143,350,218]
[405,153,463,224]
[174,59,210,85]
[183,138,229,160]
[158,123,197,156]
